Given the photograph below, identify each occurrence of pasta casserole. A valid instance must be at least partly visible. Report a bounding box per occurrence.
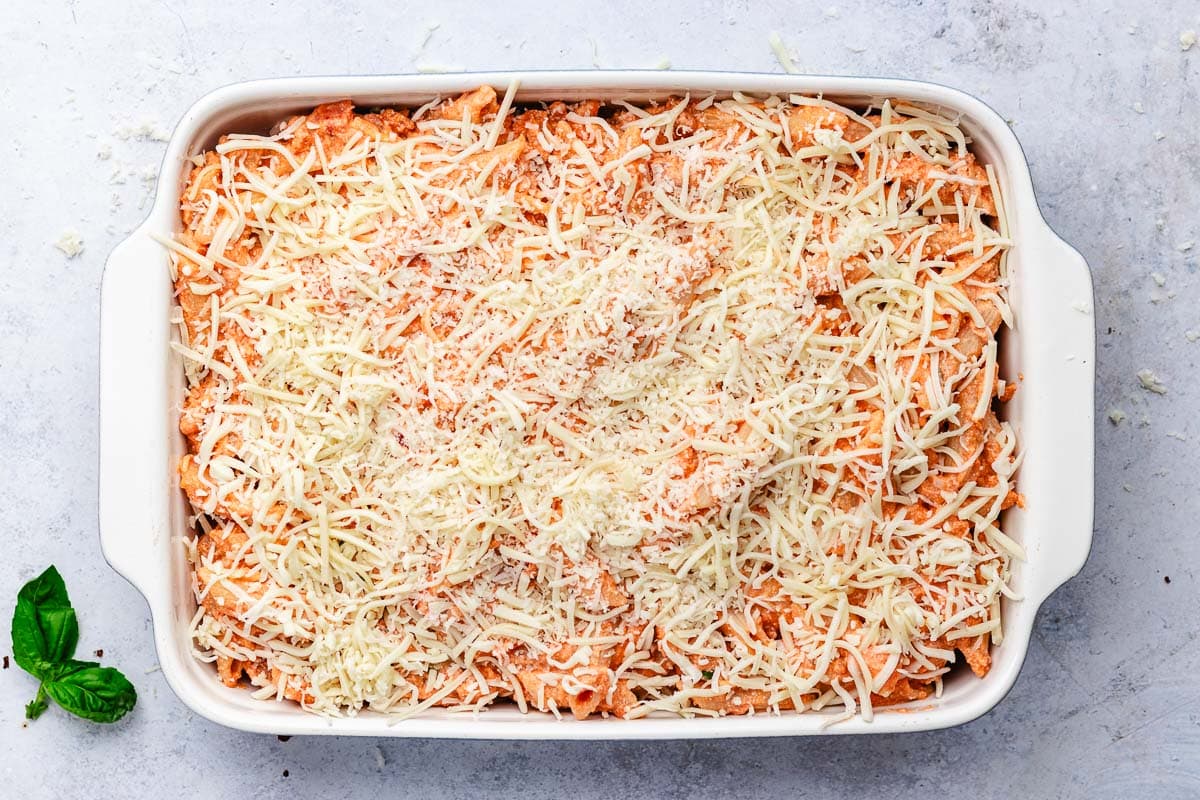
[167,85,1022,721]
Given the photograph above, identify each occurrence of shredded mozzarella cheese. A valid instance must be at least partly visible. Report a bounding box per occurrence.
[171,89,1020,720]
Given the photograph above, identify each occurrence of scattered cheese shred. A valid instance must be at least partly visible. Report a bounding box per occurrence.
[769,32,800,74]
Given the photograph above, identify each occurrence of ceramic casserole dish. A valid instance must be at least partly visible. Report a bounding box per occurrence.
[98,70,1095,738]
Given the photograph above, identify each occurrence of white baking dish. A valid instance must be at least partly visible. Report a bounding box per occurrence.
[98,71,1095,739]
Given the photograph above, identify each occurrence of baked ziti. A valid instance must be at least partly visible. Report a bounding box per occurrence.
[166,86,1022,720]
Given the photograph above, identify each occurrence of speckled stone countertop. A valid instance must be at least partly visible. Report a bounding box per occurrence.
[2,2,1198,797]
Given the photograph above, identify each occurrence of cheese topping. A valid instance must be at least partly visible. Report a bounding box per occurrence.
[169,88,1020,721]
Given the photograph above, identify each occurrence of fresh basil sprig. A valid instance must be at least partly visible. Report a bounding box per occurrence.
[10,566,137,723]
[12,565,78,675]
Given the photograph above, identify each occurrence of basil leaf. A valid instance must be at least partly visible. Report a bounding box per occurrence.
[37,607,80,664]
[11,566,78,675]
[44,659,100,680]
[25,685,49,720]
[17,566,71,608]
[43,666,137,724]
[10,596,45,675]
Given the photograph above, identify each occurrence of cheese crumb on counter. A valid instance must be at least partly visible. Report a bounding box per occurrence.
[1181,30,1197,50]
[1136,369,1168,394]
[54,230,84,258]
[1107,407,1128,425]
[115,119,172,142]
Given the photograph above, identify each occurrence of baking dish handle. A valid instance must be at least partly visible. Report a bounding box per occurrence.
[1027,222,1096,603]
[98,225,174,605]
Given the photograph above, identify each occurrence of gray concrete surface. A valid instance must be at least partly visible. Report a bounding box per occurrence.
[1,1,1197,797]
